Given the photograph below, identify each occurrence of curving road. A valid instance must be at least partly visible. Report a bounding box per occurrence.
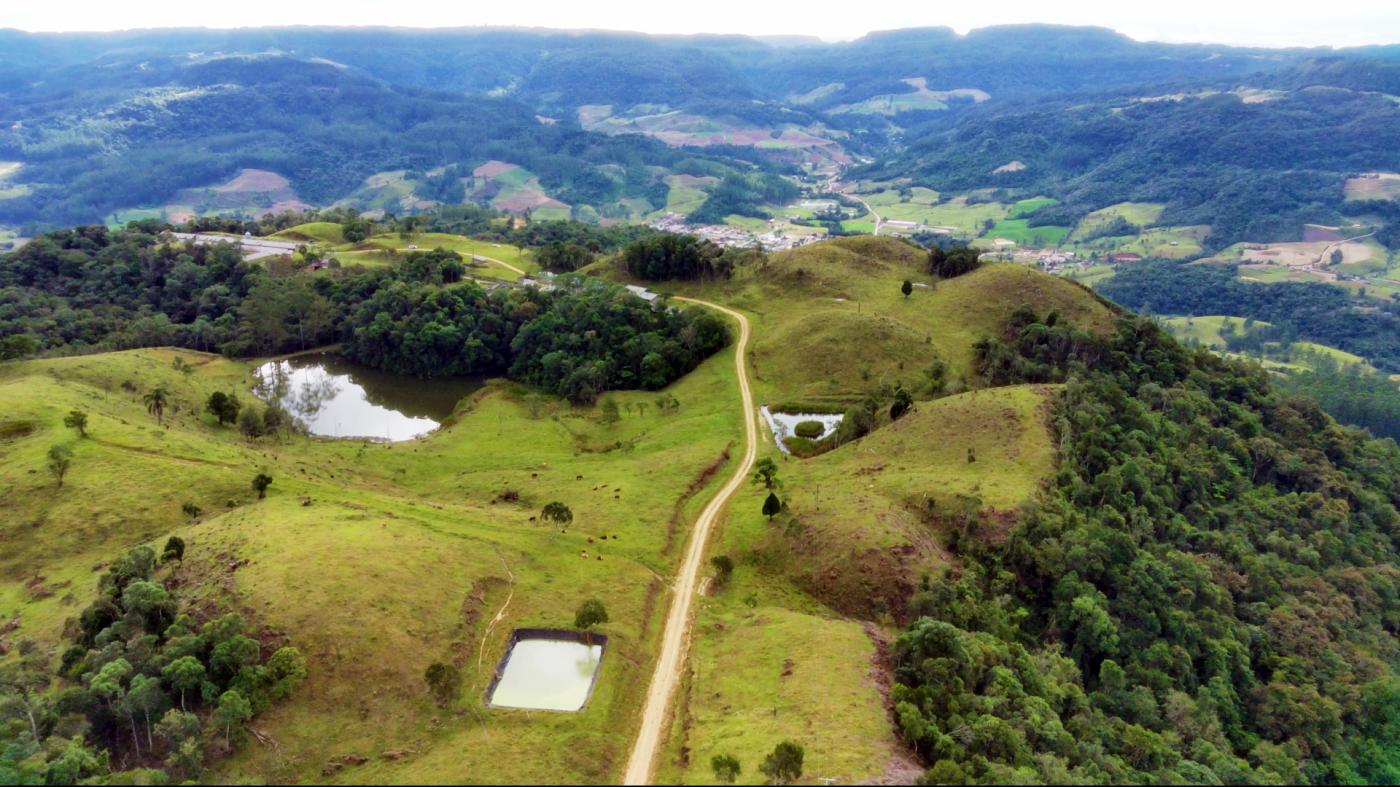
[622,297,757,786]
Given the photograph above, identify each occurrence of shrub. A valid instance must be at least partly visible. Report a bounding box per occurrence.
[793,420,825,439]
[424,662,461,706]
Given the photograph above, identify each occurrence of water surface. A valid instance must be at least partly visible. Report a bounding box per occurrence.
[760,406,845,454]
[488,638,604,712]
[252,353,482,441]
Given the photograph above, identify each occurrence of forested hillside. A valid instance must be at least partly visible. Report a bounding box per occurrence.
[893,308,1400,783]
[881,63,1400,248]
[3,26,1396,232]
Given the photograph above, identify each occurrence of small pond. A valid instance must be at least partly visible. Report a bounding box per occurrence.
[252,353,483,442]
[760,406,845,454]
[487,633,605,712]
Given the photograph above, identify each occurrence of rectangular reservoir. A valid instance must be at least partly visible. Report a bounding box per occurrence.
[487,629,606,712]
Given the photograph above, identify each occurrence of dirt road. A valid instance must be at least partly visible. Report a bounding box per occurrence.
[622,297,757,785]
[469,250,528,276]
[846,192,883,236]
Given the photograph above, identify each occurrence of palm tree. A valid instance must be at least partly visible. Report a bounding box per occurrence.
[143,387,169,426]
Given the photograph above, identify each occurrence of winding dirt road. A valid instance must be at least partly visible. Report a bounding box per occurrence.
[622,297,757,786]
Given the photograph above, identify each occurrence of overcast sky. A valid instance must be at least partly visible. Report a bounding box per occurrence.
[4,0,1398,48]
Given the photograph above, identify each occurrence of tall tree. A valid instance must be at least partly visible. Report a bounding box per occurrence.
[143,387,169,426]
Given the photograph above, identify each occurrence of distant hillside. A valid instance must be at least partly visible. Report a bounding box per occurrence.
[0,52,784,227]
[2,26,1399,237]
[877,59,1400,248]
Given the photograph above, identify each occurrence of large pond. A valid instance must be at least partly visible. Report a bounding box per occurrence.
[488,637,604,712]
[252,353,483,442]
[760,406,844,454]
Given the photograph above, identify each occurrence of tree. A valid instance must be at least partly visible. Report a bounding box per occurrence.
[63,409,88,438]
[90,658,137,753]
[143,387,169,426]
[261,405,289,439]
[902,279,913,298]
[890,386,913,421]
[47,444,72,488]
[251,472,273,500]
[541,501,573,529]
[162,535,186,563]
[0,652,50,744]
[161,657,205,711]
[213,690,252,747]
[601,399,620,425]
[424,662,461,706]
[125,674,167,752]
[711,555,735,588]
[206,391,241,426]
[155,709,204,779]
[711,753,741,783]
[759,741,804,784]
[237,407,264,440]
[575,599,609,631]
[181,502,202,521]
[752,457,780,490]
[762,492,782,521]
[0,334,37,361]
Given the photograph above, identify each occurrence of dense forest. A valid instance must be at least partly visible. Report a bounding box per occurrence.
[1098,261,1400,373]
[892,309,1400,783]
[343,276,730,402]
[0,544,306,783]
[0,224,730,402]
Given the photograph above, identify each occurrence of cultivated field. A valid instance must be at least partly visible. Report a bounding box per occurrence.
[1344,172,1400,201]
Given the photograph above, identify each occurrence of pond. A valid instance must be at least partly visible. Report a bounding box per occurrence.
[487,635,605,712]
[760,406,845,454]
[252,353,483,442]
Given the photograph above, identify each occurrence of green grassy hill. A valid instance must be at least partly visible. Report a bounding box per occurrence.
[678,237,1115,406]
[0,345,748,784]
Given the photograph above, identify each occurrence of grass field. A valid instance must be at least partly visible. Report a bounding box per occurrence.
[1159,315,1271,348]
[980,218,1070,247]
[1009,197,1058,218]
[0,340,748,784]
[1068,202,1164,241]
[273,222,347,244]
[1160,315,1374,372]
[663,237,1115,407]
[269,229,539,281]
[866,195,1009,236]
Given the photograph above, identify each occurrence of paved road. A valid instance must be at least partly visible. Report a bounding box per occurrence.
[622,297,757,786]
[169,232,299,261]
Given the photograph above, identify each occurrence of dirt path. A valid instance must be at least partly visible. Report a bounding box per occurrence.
[470,253,527,277]
[847,193,883,236]
[622,297,757,786]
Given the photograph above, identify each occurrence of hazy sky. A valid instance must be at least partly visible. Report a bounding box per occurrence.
[4,0,1398,48]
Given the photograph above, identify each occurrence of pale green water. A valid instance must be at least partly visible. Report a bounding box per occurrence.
[488,639,603,711]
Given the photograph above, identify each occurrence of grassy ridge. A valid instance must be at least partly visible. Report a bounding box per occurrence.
[675,237,1115,405]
